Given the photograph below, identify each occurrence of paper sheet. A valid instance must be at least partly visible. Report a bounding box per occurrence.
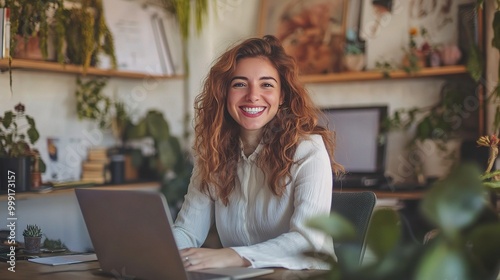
[28,253,97,266]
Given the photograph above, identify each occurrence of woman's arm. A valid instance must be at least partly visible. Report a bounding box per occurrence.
[172,166,215,249]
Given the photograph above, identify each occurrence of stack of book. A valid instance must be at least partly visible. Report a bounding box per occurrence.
[0,8,10,59]
[81,147,110,184]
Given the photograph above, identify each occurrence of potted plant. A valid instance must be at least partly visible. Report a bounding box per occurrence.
[124,110,193,213]
[61,0,117,72]
[73,77,192,209]
[0,103,45,192]
[382,79,476,183]
[307,163,500,280]
[343,29,365,72]
[2,0,65,61]
[22,224,43,254]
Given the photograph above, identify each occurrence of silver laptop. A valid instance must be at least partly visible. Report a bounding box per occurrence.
[75,188,274,280]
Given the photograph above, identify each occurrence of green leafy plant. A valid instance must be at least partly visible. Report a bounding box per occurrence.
[382,80,474,146]
[0,103,46,172]
[2,0,65,61]
[42,237,67,250]
[308,163,500,280]
[61,0,117,72]
[22,224,42,237]
[75,76,111,129]
[124,110,193,207]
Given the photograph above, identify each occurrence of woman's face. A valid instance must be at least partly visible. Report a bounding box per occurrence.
[227,57,283,136]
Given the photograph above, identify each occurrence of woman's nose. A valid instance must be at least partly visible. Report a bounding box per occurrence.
[246,86,260,102]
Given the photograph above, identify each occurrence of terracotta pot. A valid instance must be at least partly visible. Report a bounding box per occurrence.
[14,35,44,60]
[402,50,426,69]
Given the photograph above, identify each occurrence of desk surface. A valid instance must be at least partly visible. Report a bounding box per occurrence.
[0,181,161,201]
[0,260,327,280]
[334,187,425,200]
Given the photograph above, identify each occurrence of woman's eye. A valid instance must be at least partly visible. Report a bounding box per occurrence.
[262,83,274,88]
[232,82,246,88]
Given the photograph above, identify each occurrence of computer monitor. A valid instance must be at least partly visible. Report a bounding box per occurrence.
[320,106,388,187]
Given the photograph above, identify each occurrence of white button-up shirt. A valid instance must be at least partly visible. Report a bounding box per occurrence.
[173,134,334,269]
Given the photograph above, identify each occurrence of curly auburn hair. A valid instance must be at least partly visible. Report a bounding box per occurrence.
[193,35,343,205]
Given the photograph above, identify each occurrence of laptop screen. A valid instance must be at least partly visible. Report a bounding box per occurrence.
[320,106,388,175]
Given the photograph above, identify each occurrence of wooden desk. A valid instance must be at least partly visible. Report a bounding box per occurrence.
[0,260,327,279]
[0,181,161,201]
[334,187,425,200]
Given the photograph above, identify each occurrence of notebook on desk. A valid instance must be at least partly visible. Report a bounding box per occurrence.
[75,188,274,280]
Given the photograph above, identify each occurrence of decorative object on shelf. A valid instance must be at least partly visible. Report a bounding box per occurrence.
[258,0,348,75]
[22,224,42,254]
[343,29,365,72]
[0,103,46,192]
[307,162,500,280]
[439,44,462,66]
[402,27,431,74]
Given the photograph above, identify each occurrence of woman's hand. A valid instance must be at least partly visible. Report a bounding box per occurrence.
[179,247,251,271]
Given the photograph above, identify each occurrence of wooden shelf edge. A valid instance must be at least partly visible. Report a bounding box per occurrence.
[0,58,184,80]
[300,65,468,84]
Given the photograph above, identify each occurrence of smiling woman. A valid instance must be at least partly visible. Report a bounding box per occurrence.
[170,35,344,271]
[226,56,282,146]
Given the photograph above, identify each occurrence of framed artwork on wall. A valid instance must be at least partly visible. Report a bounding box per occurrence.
[258,0,348,75]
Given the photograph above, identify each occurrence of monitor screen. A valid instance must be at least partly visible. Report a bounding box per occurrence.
[320,106,388,174]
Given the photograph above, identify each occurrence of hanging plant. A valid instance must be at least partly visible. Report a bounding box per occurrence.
[62,0,117,72]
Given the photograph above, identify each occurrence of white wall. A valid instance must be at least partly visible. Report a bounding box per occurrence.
[0,0,480,250]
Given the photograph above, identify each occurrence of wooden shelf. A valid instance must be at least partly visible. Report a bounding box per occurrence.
[0,58,183,80]
[300,65,468,84]
[0,59,466,82]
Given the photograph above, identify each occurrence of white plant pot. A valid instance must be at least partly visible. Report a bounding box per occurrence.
[414,139,462,180]
[343,54,365,72]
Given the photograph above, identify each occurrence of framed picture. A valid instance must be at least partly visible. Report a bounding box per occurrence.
[258,0,348,74]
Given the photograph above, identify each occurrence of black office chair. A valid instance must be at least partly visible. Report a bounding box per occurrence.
[331,191,377,266]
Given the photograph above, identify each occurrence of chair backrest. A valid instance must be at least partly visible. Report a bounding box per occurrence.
[331,191,377,265]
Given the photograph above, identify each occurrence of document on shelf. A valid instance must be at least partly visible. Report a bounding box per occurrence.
[28,253,97,266]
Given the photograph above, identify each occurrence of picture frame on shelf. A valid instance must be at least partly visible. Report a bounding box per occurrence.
[258,0,348,75]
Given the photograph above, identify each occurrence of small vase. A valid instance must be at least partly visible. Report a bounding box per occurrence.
[24,236,42,254]
[402,49,426,70]
[343,54,366,72]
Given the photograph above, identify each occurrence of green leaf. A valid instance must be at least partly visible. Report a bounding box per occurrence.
[420,163,486,236]
[2,111,13,128]
[415,241,469,280]
[146,111,170,141]
[26,126,40,145]
[482,181,500,188]
[466,223,500,272]
[365,208,402,259]
[157,138,177,170]
[492,11,500,50]
[466,42,483,82]
[126,120,148,139]
[307,213,356,241]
